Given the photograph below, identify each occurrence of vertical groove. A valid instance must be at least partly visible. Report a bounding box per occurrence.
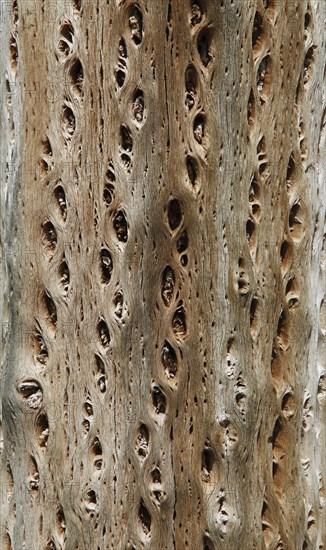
[0,1,325,549]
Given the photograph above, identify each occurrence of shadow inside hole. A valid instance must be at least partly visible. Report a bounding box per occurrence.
[167,198,182,230]
[172,303,187,337]
[113,210,128,242]
[197,28,213,66]
[139,500,151,534]
[162,341,178,378]
[193,114,205,144]
[129,6,143,45]
[132,88,145,123]
[186,156,199,186]
[152,385,167,414]
[252,11,263,49]
[54,185,67,220]
[69,58,83,95]
[161,265,175,306]
[185,64,198,109]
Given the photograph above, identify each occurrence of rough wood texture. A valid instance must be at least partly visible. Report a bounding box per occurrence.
[0,1,325,549]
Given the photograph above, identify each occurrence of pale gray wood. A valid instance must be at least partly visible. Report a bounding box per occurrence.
[0,1,325,549]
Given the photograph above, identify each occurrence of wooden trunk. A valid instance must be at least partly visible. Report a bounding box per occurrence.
[0,1,325,548]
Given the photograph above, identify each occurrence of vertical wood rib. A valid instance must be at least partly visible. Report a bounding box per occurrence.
[0,1,325,549]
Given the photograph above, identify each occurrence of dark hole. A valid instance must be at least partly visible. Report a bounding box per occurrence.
[304,11,311,30]
[251,204,261,218]
[100,249,113,283]
[257,55,270,96]
[277,310,286,334]
[258,161,268,174]
[272,461,278,477]
[281,392,294,413]
[92,437,102,456]
[249,177,260,202]
[136,424,149,457]
[151,468,161,483]
[304,46,314,74]
[115,69,126,87]
[285,277,294,294]
[167,198,182,230]
[42,137,52,156]
[118,38,127,58]
[250,297,259,327]
[94,459,103,470]
[180,254,188,266]
[202,448,214,473]
[288,297,299,309]
[59,261,69,293]
[246,219,255,240]
[56,507,66,528]
[54,186,67,220]
[129,6,143,45]
[43,291,57,326]
[84,401,93,416]
[121,154,131,168]
[161,266,175,306]
[37,412,49,431]
[13,0,18,23]
[289,202,301,228]
[193,114,205,144]
[103,183,114,206]
[120,125,133,152]
[58,39,71,56]
[37,413,49,447]
[86,490,97,504]
[252,11,263,47]
[133,88,144,122]
[280,240,289,262]
[203,536,214,550]
[176,231,189,253]
[139,500,151,533]
[186,156,198,185]
[247,88,255,125]
[60,23,74,41]
[287,154,295,181]
[106,165,115,182]
[34,332,48,364]
[42,221,57,250]
[197,30,211,66]
[40,159,50,175]
[167,0,172,23]
[69,58,83,93]
[113,210,128,242]
[9,35,17,68]
[191,2,203,25]
[172,303,187,337]
[62,105,75,135]
[152,385,167,414]
[114,291,123,318]
[271,417,282,446]
[162,340,178,378]
[18,380,41,398]
[97,320,110,349]
[98,376,106,393]
[185,64,198,108]
[95,355,105,374]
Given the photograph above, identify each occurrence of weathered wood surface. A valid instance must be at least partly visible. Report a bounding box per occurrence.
[0,0,325,548]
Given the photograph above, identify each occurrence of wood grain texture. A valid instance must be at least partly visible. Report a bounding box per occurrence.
[0,1,325,549]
